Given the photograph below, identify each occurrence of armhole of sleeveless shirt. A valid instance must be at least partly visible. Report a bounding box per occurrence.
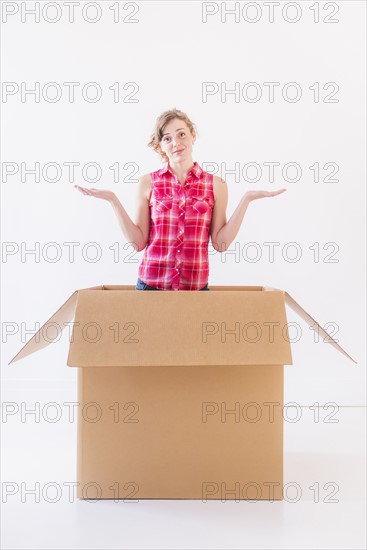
[147,173,153,202]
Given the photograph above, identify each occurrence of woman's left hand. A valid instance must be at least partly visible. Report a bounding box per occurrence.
[245,189,287,202]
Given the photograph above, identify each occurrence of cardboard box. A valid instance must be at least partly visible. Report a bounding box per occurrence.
[9,285,356,501]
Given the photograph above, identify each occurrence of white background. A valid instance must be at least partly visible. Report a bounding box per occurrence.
[1,1,366,549]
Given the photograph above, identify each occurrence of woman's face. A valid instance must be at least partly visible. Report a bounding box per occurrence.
[159,118,196,164]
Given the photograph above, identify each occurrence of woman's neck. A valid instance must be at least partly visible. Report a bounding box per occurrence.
[168,159,195,185]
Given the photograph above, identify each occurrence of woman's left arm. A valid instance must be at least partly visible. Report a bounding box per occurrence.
[210,176,286,252]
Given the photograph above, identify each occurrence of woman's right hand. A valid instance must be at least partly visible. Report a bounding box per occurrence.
[74,185,115,203]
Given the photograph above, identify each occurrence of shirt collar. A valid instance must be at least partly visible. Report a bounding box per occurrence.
[158,160,202,180]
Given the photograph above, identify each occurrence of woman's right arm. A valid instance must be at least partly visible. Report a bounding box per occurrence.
[74,174,151,252]
[111,174,151,252]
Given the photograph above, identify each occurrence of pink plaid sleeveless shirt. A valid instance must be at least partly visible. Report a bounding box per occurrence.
[137,161,214,291]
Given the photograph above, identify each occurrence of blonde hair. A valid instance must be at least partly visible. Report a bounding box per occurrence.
[148,108,198,163]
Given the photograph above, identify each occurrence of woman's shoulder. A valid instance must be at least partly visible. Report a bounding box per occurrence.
[211,175,227,202]
[139,172,153,183]
[138,173,153,201]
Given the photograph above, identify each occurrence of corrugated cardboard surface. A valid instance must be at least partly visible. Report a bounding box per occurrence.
[77,364,284,500]
[68,289,292,367]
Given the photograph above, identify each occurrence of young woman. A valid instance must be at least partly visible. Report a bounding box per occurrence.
[75,108,286,291]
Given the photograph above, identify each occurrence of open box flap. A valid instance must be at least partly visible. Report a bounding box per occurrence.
[263,286,357,364]
[67,288,293,367]
[8,286,104,365]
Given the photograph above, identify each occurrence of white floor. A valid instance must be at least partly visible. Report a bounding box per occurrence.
[1,386,366,550]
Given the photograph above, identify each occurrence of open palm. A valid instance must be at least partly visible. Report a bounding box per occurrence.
[246,189,286,201]
[74,185,115,202]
